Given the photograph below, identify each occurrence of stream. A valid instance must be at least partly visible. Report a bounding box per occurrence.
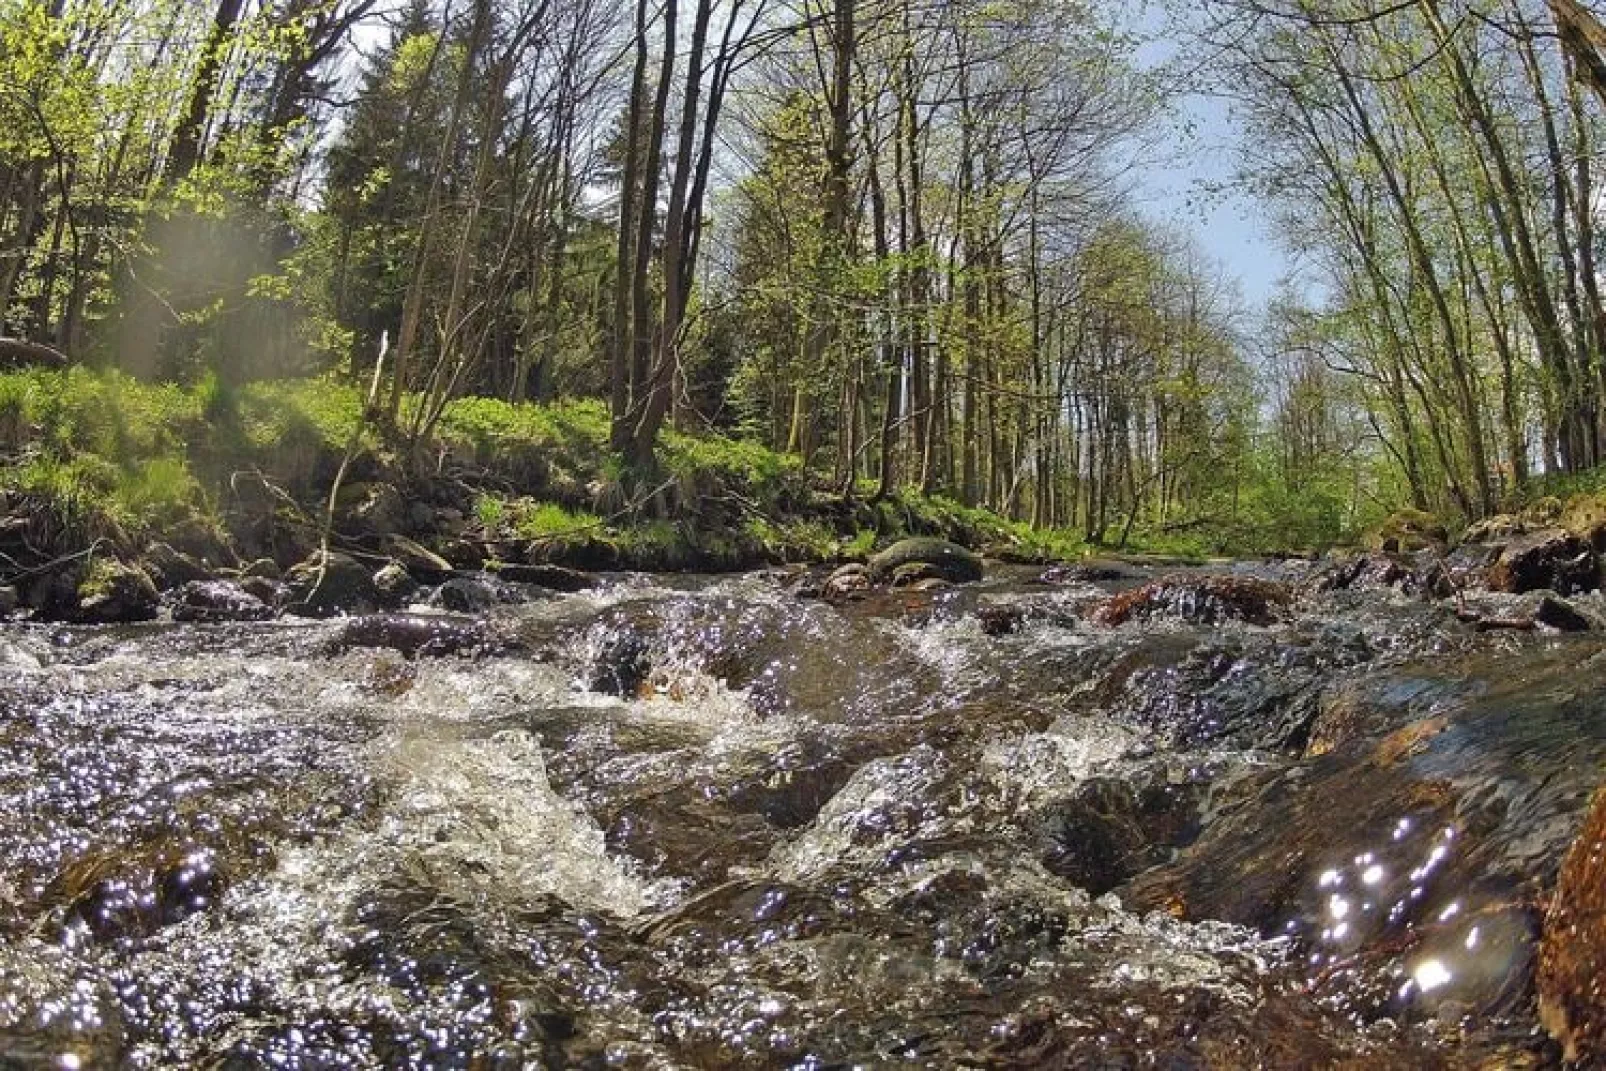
[0,561,1597,1067]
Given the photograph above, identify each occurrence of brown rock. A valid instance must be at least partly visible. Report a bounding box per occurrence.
[1487,528,1597,596]
[822,563,871,601]
[1539,784,1606,1064]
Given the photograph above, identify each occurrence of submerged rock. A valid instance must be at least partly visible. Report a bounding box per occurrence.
[1540,783,1606,1065]
[1453,591,1597,633]
[1034,775,1206,897]
[1095,575,1291,627]
[1038,560,1143,585]
[328,613,505,658]
[584,628,651,697]
[868,538,983,585]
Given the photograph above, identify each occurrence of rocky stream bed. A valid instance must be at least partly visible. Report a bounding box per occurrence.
[1,543,1605,1067]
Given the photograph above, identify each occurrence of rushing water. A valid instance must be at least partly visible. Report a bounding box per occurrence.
[0,564,1596,1067]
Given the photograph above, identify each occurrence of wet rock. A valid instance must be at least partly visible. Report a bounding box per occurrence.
[335,481,406,538]
[142,541,215,589]
[373,562,419,609]
[975,604,1025,636]
[379,534,454,582]
[435,538,485,572]
[328,613,504,658]
[1453,591,1596,633]
[1095,575,1292,627]
[1365,509,1449,554]
[1439,542,1502,593]
[584,629,650,697]
[436,576,503,614]
[171,580,273,623]
[73,557,160,624]
[239,575,286,609]
[1038,561,1141,585]
[284,550,378,618]
[1487,528,1596,596]
[1035,776,1206,898]
[890,561,949,588]
[0,584,16,617]
[493,563,597,592]
[907,577,953,594]
[1537,594,1596,632]
[1539,783,1606,1065]
[868,538,983,585]
[822,563,871,601]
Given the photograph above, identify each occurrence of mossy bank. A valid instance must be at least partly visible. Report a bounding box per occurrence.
[0,367,1105,621]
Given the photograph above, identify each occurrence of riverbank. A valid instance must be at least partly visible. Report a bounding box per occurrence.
[0,367,1221,623]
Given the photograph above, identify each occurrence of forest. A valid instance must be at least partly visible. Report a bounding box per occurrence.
[4,0,1606,557]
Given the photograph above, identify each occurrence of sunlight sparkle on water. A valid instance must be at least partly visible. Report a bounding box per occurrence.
[1413,958,1453,992]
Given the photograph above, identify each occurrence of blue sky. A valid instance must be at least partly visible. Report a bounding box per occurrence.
[1132,5,1292,309]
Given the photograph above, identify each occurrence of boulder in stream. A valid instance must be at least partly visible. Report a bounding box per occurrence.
[285,550,378,618]
[868,538,983,585]
[171,580,274,623]
[328,613,505,658]
[68,557,160,624]
[1486,528,1597,596]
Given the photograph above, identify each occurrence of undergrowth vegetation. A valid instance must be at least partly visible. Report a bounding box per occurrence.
[0,367,1357,566]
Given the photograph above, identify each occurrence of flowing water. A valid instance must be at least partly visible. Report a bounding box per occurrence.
[0,563,1597,1067]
